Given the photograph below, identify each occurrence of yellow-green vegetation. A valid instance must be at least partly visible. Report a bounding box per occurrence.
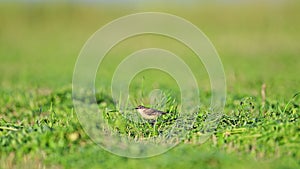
[0,1,299,169]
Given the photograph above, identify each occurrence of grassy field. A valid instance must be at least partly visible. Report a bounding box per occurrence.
[0,1,300,169]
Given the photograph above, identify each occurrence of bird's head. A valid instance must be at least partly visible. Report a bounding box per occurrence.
[135,105,146,110]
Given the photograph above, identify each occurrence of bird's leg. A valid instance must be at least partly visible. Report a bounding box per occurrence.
[149,119,156,126]
[149,119,157,134]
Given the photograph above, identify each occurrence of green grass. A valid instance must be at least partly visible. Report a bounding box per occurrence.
[0,2,300,169]
[1,88,299,168]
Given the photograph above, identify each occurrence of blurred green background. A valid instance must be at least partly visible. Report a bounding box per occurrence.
[1,1,300,169]
[1,1,299,98]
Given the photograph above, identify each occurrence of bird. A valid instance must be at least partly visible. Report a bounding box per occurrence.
[135,105,167,120]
